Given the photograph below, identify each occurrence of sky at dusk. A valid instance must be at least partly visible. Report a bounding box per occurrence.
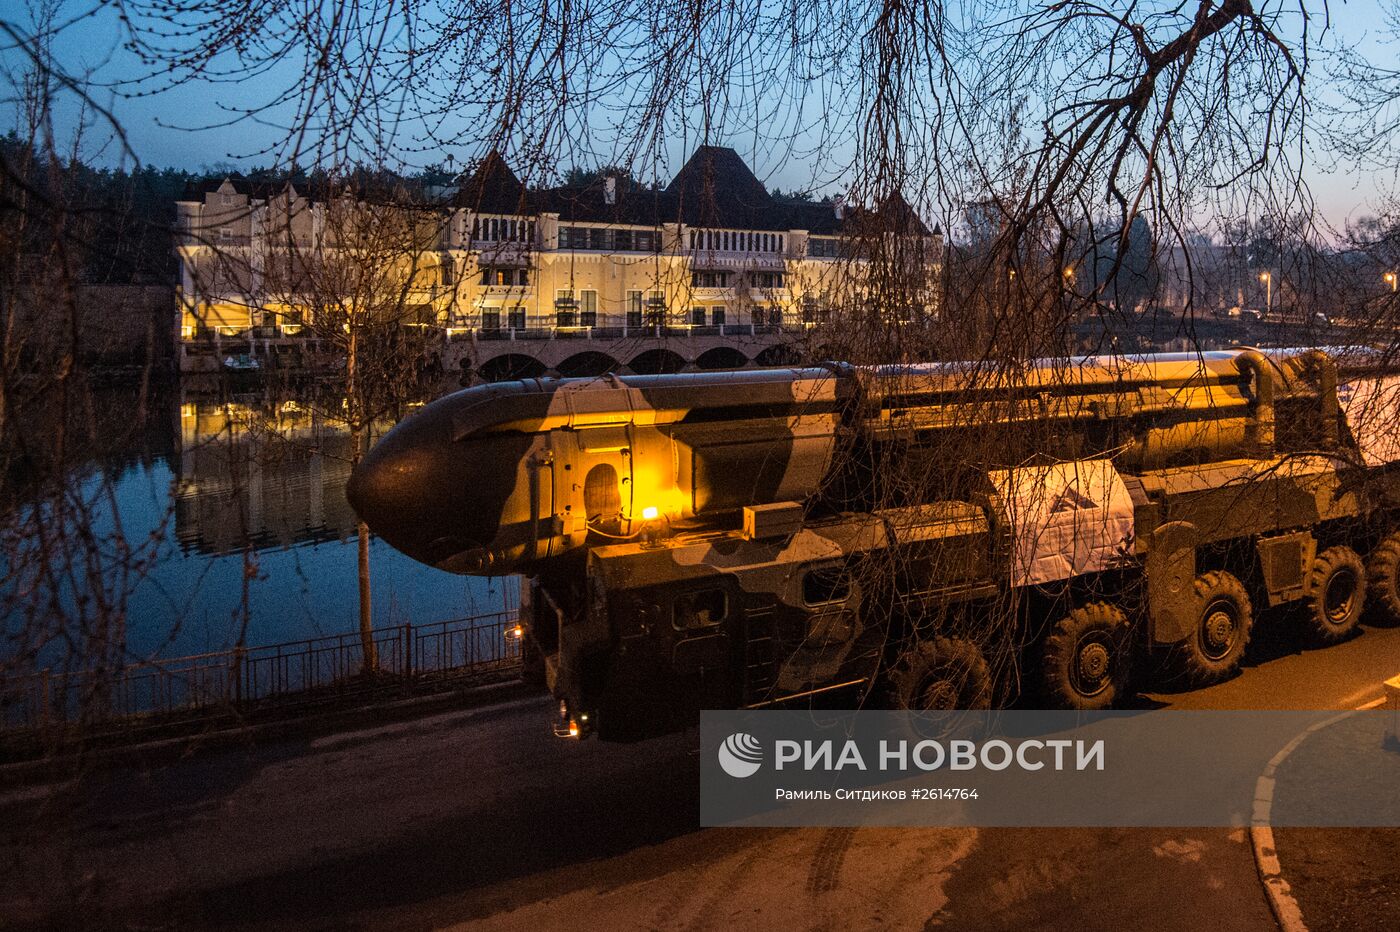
[7,0,1400,232]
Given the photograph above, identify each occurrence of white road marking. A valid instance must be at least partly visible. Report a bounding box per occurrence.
[1249,694,1390,932]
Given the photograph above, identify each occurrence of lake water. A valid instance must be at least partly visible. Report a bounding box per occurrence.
[2,385,511,668]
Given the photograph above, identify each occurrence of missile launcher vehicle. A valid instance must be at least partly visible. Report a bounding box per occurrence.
[348,348,1400,739]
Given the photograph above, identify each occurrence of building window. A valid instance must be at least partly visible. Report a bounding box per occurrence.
[614,229,633,251]
[635,230,657,251]
[560,226,616,250]
[809,236,840,258]
[220,228,233,241]
[692,270,731,288]
[481,267,528,286]
[580,290,598,326]
[555,289,577,326]
[692,307,706,325]
[750,271,784,289]
[474,216,535,243]
[645,291,665,325]
[481,309,500,331]
[507,307,526,329]
[626,290,643,327]
[439,259,454,287]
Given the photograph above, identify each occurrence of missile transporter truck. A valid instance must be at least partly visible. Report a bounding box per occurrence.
[348,348,1400,740]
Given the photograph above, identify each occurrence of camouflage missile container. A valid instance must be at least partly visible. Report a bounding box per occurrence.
[348,348,1400,740]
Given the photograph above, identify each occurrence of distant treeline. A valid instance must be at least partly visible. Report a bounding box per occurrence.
[0,137,478,287]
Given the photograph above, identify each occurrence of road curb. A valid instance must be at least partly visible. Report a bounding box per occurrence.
[1249,697,1386,932]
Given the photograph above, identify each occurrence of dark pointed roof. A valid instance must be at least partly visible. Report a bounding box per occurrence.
[664,146,775,227]
[869,191,931,236]
[537,176,676,226]
[173,148,940,236]
[453,152,531,214]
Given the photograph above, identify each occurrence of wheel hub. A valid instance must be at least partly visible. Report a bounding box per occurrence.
[1077,642,1110,684]
[920,679,959,711]
[1325,570,1357,625]
[1204,609,1235,650]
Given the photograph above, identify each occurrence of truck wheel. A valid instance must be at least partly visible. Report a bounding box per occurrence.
[1366,533,1400,625]
[1304,545,1366,643]
[1040,603,1129,711]
[1176,570,1253,684]
[891,637,992,712]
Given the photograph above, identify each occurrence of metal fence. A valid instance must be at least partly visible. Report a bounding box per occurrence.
[1,611,523,734]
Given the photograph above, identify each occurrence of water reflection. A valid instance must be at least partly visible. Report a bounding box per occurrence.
[3,384,509,664]
[174,400,359,555]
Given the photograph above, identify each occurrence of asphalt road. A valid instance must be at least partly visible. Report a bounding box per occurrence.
[2,616,1398,930]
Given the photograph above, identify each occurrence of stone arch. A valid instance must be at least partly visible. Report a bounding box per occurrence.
[477,353,547,383]
[695,347,749,370]
[557,351,620,378]
[754,344,803,367]
[627,348,688,375]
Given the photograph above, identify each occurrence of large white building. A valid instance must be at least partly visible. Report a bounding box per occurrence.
[174,147,942,376]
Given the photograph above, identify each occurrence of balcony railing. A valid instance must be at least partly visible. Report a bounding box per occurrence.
[446,323,796,342]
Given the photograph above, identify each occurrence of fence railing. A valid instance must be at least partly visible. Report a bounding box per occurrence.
[1,611,522,734]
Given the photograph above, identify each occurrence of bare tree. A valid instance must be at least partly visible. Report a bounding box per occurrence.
[252,179,449,671]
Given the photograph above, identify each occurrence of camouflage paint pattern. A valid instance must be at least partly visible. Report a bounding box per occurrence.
[348,347,1399,739]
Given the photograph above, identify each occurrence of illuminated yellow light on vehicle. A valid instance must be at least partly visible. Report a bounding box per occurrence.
[641,506,659,521]
[568,719,580,738]
[506,624,523,639]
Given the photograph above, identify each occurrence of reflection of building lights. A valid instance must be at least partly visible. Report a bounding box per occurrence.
[641,506,659,521]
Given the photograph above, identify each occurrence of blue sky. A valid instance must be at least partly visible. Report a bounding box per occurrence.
[8,0,1398,230]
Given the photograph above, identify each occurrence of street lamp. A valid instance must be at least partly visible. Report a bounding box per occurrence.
[1385,271,1397,293]
[1259,271,1272,313]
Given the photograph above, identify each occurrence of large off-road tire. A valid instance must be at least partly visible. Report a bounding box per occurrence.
[1040,602,1130,711]
[1304,545,1366,643]
[890,637,992,712]
[1366,532,1400,625]
[1174,570,1253,685]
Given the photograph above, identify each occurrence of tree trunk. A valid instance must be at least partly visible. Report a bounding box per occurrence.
[347,327,378,674]
[357,516,377,674]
